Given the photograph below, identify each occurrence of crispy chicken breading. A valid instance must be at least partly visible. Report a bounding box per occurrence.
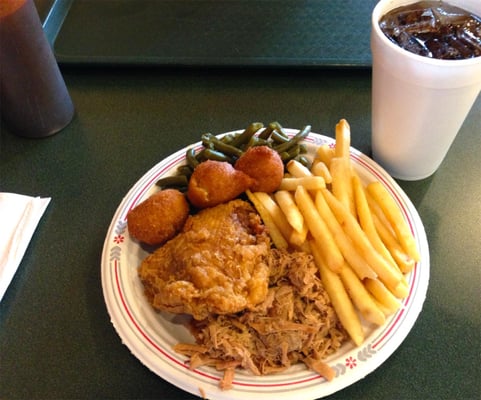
[138,199,271,320]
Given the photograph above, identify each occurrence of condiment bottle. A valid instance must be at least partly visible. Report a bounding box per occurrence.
[0,0,74,138]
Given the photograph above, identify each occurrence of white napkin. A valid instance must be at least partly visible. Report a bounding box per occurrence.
[0,193,51,302]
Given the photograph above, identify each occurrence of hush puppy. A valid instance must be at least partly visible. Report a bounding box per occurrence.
[127,189,190,246]
[235,146,284,193]
[187,160,254,209]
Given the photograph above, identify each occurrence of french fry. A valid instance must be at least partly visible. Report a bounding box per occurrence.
[315,144,335,167]
[389,276,409,299]
[352,173,399,272]
[314,191,377,280]
[289,227,309,248]
[253,191,293,242]
[274,190,305,233]
[367,182,420,262]
[279,176,326,191]
[371,212,416,273]
[295,239,312,254]
[335,119,351,159]
[392,250,416,274]
[286,159,312,178]
[372,298,395,317]
[310,241,364,346]
[332,118,356,215]
[365,190,395,236]
[311,160,332,184]
[246,190,289,249]
[291,235,311,252]
[255,191,308,248]
[339,263,386,326]
[322,188,404,290]
[295,186,344,273]
[330,157,356,216]
[364,278,401,315]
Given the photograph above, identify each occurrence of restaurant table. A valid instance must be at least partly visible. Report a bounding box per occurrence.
[1,4,480,398]
[1,64,480,400]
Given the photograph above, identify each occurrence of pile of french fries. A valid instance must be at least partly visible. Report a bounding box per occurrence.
[247,119,420,346]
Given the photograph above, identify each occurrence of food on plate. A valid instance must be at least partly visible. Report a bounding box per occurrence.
[322,187,404,290]
[245,190,290,250]
[234,145,284,193]
[313,186,378,280]
[247,118,420,346]
[310,242,365,346]
[132,119,421,389]
[187,160,254,209]
[126,189,189,246]
[279,176,326,191]
[330,119,356,215]
[248,190,308,250]
[273,190,306,235]
[138,199,271,320]
[294,185,344,274]
[174,249,346,389]
[155,122,313,192]
[367,181,421,262]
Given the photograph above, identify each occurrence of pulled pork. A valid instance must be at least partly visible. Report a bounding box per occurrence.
[174,249,347,390]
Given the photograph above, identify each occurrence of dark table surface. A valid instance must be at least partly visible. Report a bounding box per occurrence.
[1,64,480,400]
[1,6,480,398]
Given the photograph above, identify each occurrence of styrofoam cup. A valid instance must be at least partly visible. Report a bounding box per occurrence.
[371,0,481,180]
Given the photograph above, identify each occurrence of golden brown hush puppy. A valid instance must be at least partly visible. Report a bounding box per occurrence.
[127,189,190,246]
[187,160,254,209]
[235,146,284,193]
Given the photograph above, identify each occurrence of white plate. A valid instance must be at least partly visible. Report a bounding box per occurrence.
[101,130,429,399]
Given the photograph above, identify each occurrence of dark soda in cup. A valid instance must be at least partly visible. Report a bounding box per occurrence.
[379,0,481,59]
[371,0,481,180]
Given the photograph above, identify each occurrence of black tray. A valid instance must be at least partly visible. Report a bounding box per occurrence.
[37,0,377,67]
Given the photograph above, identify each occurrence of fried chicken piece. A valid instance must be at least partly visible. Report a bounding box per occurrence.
[138,199,271,320]
[127,189,190,246]
[234,146,284,193]
[187,160,254,209]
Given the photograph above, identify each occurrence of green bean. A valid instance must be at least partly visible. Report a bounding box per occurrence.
[201,133,215,149]
[244,136,269,149]
[270,130,290,144]
[279,146,301,162]
[186,147,199,169]
[177,165,193,176]
[221,133,236,144]
[274,125,311,153]
[298,143,308,154]
[270,121,290,140]
[203,148,234,163]
[156,175,189,189]
[202,133,243,158]
[258,124,275,140]
[229,122,264,148]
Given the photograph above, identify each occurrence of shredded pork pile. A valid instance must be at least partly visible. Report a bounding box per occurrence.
[174,248,347,390]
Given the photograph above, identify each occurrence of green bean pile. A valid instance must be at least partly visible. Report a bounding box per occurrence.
[156,122,311,190]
